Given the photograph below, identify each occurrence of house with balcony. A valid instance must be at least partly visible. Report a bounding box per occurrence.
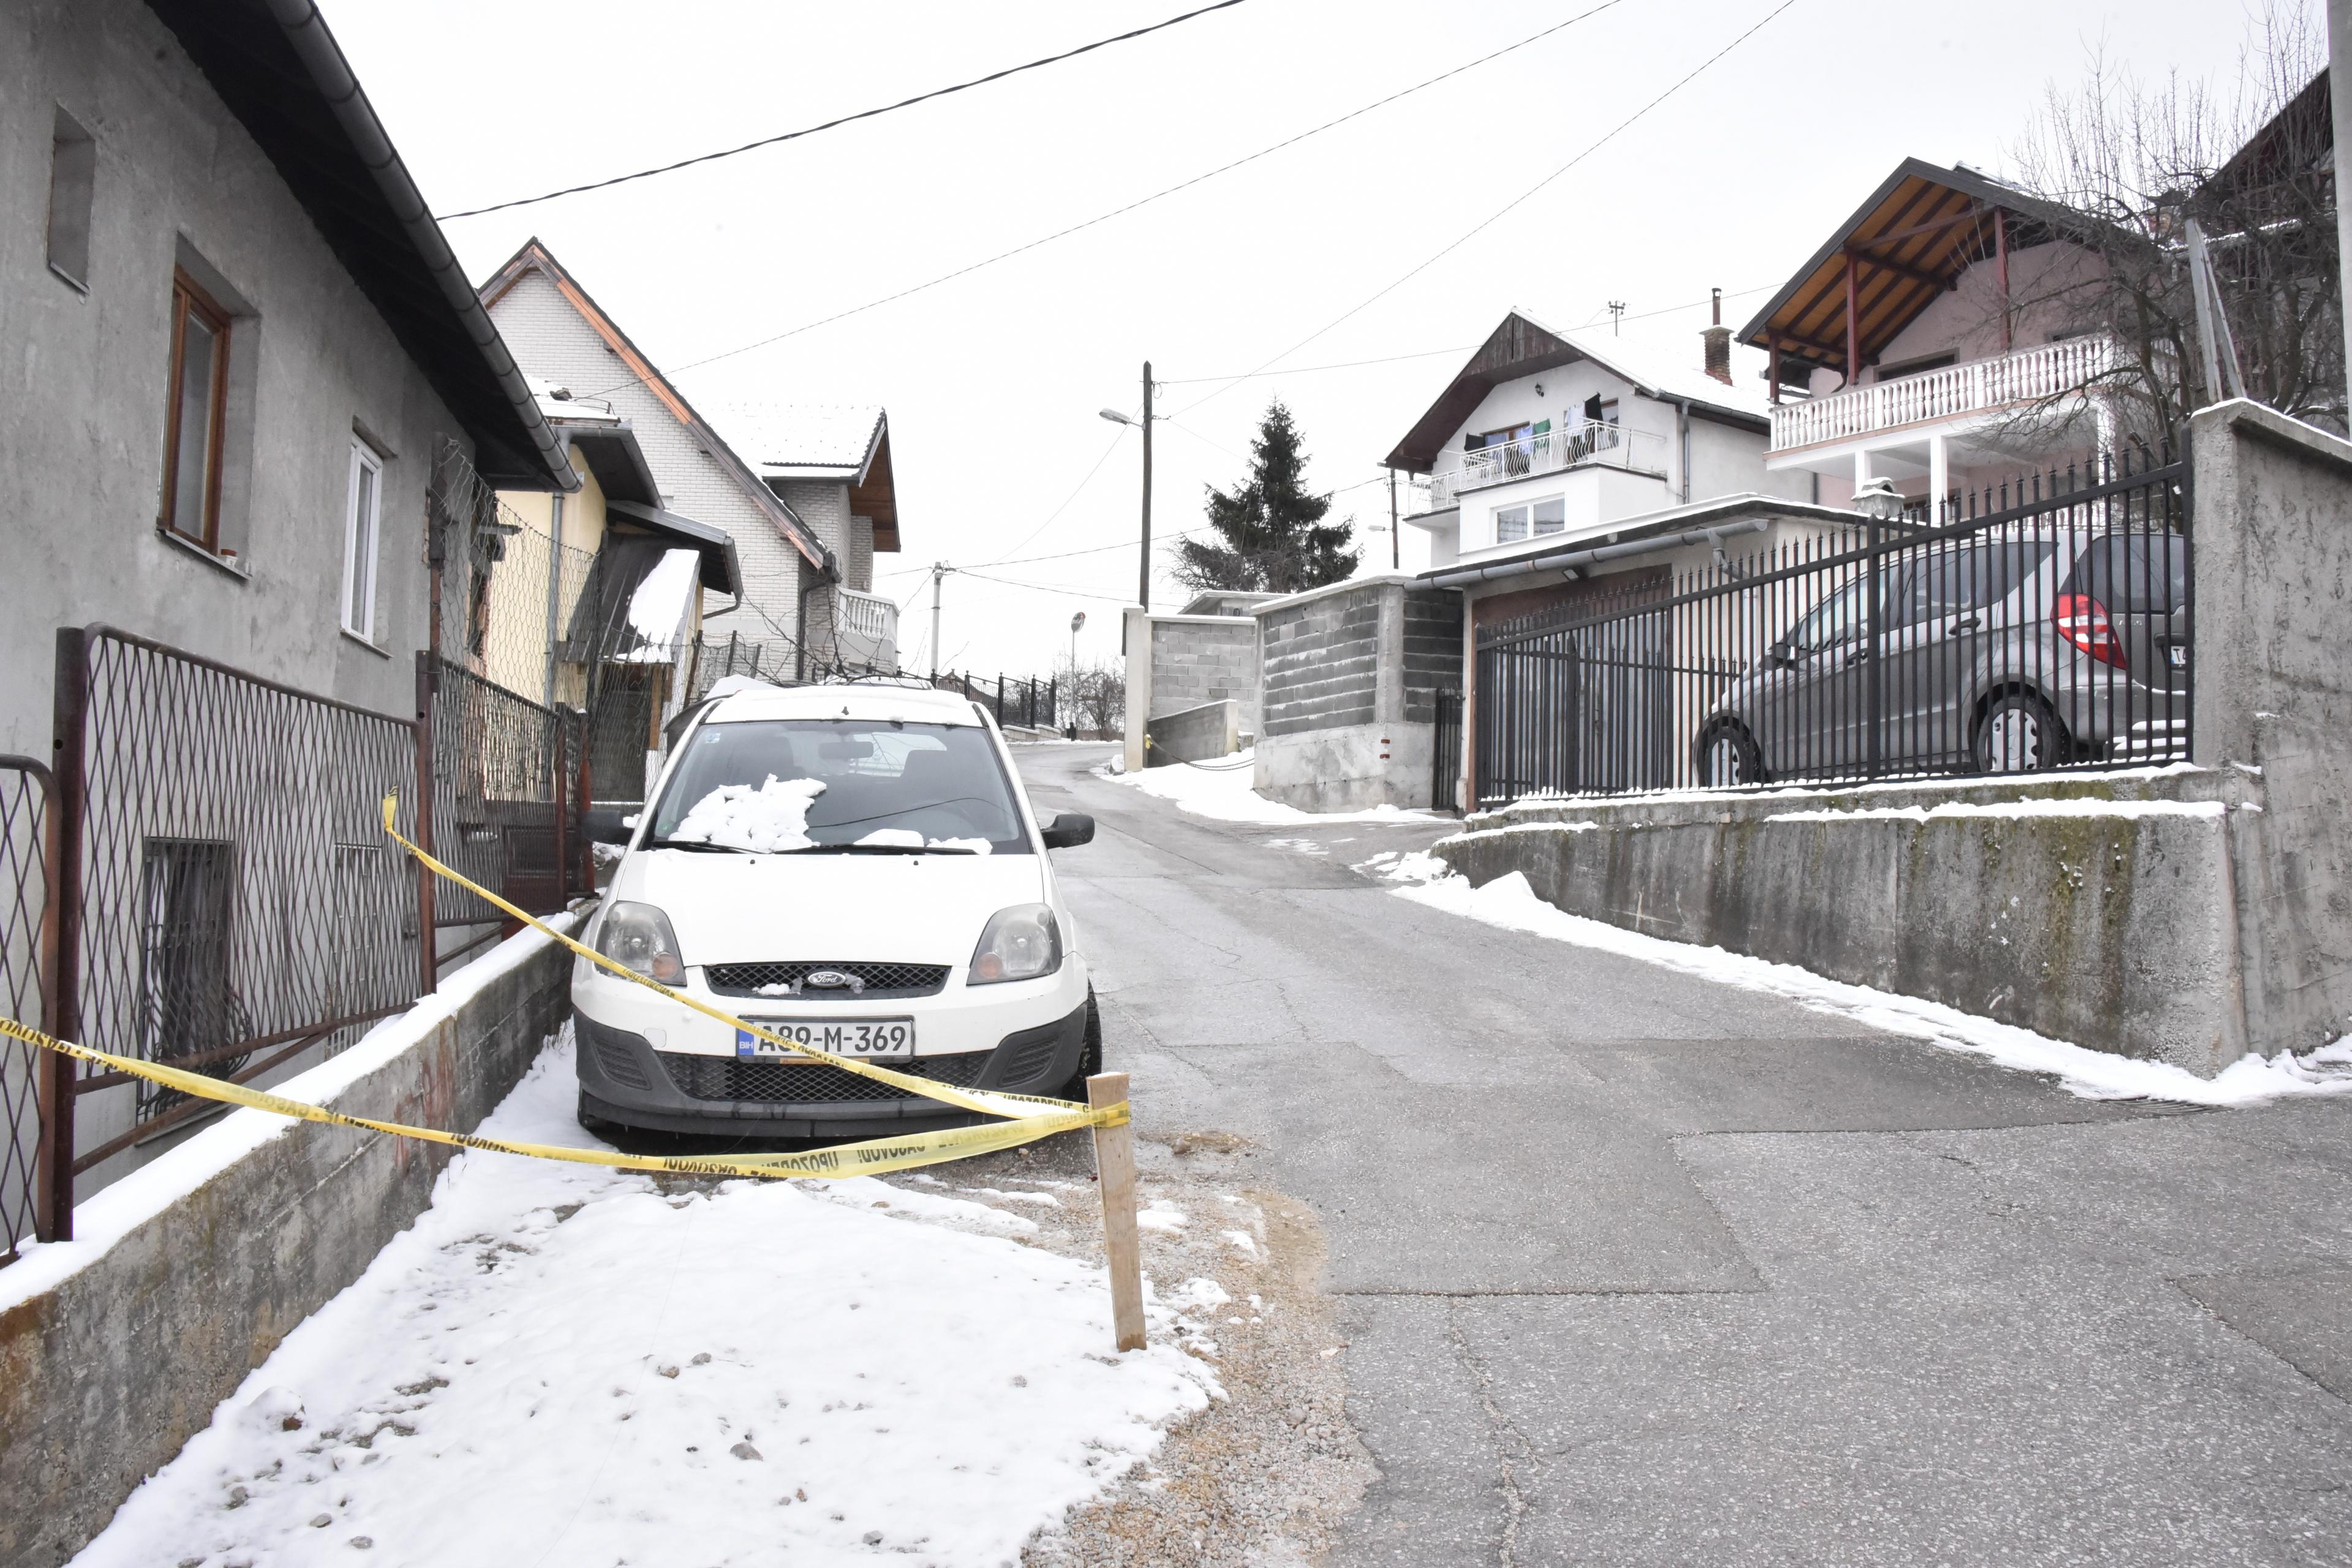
[1386,309,1814,572]
[1738,160,2114,516]
[717,404,904,676]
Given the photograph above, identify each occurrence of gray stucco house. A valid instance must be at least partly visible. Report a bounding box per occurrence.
[1,0,573,756]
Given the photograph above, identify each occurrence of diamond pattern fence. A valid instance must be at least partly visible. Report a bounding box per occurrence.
[0,627,596,1257]
[0,758,58,1262]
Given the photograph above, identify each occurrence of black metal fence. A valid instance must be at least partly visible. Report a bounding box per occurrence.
[1474,450,2192,807]
[0,626,595,1256]
[933,671,1057,731]
[424,654,588,949]
[1431,690,1464,814]
[51,627,429,1190]
[0,759,56,1261]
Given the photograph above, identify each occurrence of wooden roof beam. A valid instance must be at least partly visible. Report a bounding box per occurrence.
[1860,202,1994,253]
[1844,244,1959,295]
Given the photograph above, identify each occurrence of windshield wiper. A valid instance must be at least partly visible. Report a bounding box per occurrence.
[645,837,753,854]
[794,842,981,855]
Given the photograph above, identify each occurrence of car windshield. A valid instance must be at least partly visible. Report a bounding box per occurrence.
[647,718,1030,854]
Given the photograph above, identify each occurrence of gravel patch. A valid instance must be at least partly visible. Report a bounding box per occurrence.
[867,1125,1370,1566]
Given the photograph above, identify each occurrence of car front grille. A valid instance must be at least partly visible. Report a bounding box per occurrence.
[655,1049,990,1105]
[703,961,952,1000]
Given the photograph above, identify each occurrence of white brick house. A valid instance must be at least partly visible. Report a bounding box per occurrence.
[717,404,903,674]
[478,241,834,676]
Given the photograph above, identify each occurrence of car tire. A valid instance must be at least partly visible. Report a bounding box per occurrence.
[1974,691,2069,774]
[1698,720,1765,787]
[1057,988,1104,1102]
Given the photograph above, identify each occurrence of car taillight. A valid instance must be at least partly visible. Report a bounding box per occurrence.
[2053,594,2126,668]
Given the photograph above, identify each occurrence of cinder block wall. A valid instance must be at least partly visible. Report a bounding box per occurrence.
[1253,578,1463,811]
[1148,619,1261,732]
[1260,589,1379,737]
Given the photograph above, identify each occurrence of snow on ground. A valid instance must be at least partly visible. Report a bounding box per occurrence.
[1366,854,2352,1109]
[1102,750,1440,826]
[72,1034,1219,1568]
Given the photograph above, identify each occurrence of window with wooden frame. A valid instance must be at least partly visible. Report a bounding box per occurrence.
[159,268,233,550]
[342,438,383,639]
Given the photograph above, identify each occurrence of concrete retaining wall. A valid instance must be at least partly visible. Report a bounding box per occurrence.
[2189,402,2352,1059]
[1258,723,1438,813]
[1437,772,2245,1072]
[1146,699,1242,765]
[0,929,572,1567]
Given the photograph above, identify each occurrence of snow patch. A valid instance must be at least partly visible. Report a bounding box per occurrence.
[668,774,827,853]
[68,1035,1217,1567]
[1104,749,1440,826]
[0,914,579,1314]
[1398,868,2352,1107]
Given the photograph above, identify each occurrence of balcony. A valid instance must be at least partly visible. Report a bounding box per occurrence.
[1770,336,2114,453]
[1425,420,1667,511]
[835,586,899,673]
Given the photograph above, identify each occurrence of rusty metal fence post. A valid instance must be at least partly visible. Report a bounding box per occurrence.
[413,651,439,995]
[45,628,87,1241]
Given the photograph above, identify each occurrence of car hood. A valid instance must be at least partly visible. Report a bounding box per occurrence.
[611,848,1048,967]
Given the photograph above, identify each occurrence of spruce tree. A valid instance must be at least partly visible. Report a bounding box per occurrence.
[1172,399,1357,595]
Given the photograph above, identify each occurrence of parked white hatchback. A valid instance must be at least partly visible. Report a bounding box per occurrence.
[571,680,1098,1138]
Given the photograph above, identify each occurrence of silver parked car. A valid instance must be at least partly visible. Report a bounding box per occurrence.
[1694,527,2190,784]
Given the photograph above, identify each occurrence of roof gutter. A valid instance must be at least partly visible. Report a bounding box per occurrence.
[1424,518,1771,590]
[265,0,578,493]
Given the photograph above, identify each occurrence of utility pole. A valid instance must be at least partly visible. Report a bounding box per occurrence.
[2333,0,2352,423]
[1387,469,1400,570]
[1139,361,1155,612]
[929,562,947,682]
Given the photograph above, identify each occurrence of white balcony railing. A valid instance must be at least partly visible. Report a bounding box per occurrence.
[1770,336,2114,452]
[1427,418,1666,510]
[836,586,899,669]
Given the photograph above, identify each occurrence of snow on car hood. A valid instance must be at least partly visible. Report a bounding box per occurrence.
[611,847,1048,968]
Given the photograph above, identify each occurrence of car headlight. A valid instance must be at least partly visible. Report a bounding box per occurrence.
[968,903,1061,986]
[595,901,686,984]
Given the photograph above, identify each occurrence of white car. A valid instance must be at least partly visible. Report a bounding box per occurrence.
[571,680,1098,1138]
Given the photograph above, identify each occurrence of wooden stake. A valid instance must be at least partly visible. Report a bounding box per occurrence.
[1088,1072,1146,1352]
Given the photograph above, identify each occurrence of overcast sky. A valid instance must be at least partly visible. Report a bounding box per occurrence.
[321,0,2301,679]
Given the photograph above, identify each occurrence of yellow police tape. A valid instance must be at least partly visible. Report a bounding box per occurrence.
[0,797,1125,1185]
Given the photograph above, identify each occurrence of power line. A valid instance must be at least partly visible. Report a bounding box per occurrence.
[1153,286,1781,386]
[1167,0,1802,421]
[586,0,1629,399]
[438,0,1253,220]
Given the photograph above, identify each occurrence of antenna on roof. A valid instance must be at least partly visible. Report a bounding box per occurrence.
[1607,301,1627,336]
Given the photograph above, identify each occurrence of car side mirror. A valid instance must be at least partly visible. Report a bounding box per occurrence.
[1041,812,1095,850]
[585,808,638,846]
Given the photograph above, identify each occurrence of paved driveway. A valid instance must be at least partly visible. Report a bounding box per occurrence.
[1017,743,2352,1567]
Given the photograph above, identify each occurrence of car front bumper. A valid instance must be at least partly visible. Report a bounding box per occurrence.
[574,997,1092,1138]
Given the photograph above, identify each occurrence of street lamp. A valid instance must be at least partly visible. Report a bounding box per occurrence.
[1099,361,1156,612]
[1069,609,1085,673]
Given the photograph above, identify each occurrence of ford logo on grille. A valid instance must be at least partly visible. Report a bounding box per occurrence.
[801,969,865,993]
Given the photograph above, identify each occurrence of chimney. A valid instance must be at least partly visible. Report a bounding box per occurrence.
[1702,286,1733,385]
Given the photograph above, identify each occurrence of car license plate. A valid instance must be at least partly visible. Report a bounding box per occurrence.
[2166,643,2189,669]
[737,1019,916,1061]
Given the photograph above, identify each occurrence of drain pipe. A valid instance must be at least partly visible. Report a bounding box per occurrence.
[1676,399,1692,505]
[1423,518,1770,590]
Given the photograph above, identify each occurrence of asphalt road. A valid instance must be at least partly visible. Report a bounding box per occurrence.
[1016,742,2352,1568]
